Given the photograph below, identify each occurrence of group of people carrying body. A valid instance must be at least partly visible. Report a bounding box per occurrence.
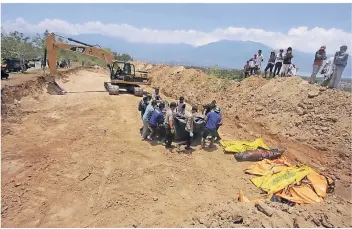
[309,45,349,89]
[244,48,296,78]
[243,45,349,89]
[138,88,222,151]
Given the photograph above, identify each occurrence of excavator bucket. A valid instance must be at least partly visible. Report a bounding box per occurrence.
[46,81,67,95]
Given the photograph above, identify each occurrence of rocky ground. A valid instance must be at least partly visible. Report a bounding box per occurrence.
[1,64,351,227]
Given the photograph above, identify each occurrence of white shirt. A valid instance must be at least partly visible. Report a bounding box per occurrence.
[275,52,284,64]
[256,54,264,66]
[176,100,185,115]
[249,59,255,68]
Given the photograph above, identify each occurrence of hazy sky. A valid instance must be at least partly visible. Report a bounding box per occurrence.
[2,3,352,53]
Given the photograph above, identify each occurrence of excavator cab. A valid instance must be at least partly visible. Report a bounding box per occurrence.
[110,61,135,81]
[105,60,151,96]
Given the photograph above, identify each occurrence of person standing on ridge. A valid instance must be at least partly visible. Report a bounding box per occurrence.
[320,57,335,87]
[253,54,259,75]
[281,47,294,77]
[244,61,250,77]
[274,49,284,76]
[329,45,349,89]
[264,51,276,78]
[255,50,264,75]
[309,46,327,84]
[248,57,256,76]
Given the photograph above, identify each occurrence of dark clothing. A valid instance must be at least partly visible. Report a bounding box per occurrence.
[202,127,217,139]
[164,125,174,147]
[313,50,327,66]
[268,54,276,64]
[264,63,274,73]
[185,134,192,148]
[149,124,158,139]
[250,67,255,75]
[206,111,222,129]
[203,103,216,115]
[274,62,282,76]
[283,53,293,64]
[177,133,192,149]
[138,101,148,118]
[334,51,349,67]
[244,64,250,77]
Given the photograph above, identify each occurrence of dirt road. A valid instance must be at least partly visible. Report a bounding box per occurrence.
[1,70,255,227]
[2,69,351,227]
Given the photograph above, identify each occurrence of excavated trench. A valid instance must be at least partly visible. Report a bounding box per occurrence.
[1,65,351,228]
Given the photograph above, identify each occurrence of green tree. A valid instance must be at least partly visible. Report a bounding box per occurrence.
[115,53,133,62]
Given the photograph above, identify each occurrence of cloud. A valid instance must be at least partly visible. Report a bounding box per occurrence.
[2,17,352,54]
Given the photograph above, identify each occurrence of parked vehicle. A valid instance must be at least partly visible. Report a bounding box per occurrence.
[3,58,31,73]
[1,63,9,80]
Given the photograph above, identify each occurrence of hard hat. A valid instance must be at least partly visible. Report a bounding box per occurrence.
[214,107,221,113]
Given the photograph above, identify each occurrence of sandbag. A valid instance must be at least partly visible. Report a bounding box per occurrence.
[235,149,284,162]
[220,138,270,153]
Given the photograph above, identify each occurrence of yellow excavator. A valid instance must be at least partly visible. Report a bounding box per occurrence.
[45,33,151,96]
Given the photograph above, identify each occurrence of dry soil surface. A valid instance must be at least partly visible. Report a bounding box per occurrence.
[1,67,351,228]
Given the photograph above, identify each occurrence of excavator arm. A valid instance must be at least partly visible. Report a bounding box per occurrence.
[44,32,149,97]
[45,33,114,74]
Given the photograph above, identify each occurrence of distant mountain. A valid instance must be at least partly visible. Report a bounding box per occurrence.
[68,34,352,77]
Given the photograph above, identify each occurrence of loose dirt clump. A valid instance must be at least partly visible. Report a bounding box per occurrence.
[186,199,352,228]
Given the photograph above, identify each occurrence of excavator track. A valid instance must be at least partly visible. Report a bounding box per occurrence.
[132,87,144,97]
[104,82,120,95]
[104,82,148,97]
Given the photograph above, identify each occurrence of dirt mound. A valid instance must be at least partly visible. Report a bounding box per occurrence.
[186,199,351,228]
[1,67,88,119]
[145,62,351,200]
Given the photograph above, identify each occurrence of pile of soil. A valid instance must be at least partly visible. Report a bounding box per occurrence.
[134,61,351,200]
[1,67,86,119]
[185,198,351,228]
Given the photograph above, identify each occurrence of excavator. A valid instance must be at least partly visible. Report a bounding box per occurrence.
[45,33,151,96]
